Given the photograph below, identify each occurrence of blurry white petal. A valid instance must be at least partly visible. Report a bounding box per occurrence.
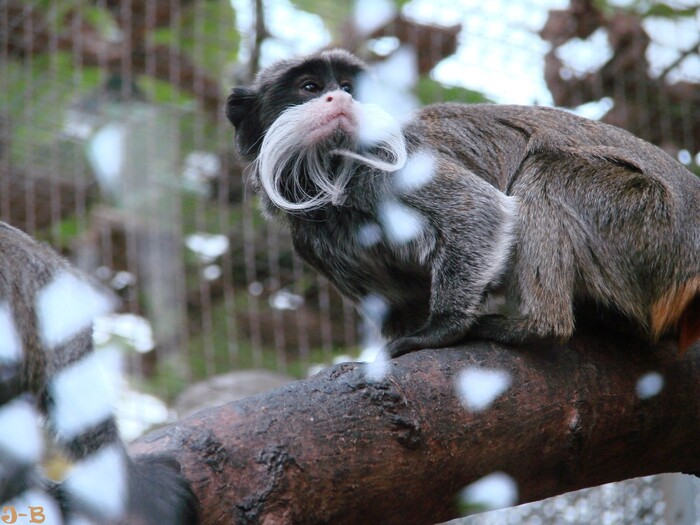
[0,302,21,363]
[357,102,406,147]
[185,233,229,262]
[394,151,436,193]
[37,271,114,349]
[456,367,512,412]
[364,346,390,382]
[114,389,169,441]
[64,445,127,519]
[461,472,518,511]
[636,372,664,399]
[49,351,121,440]
[373,46,419,91]
[94,313,155,353]
[379,200,424,244]
[354,0,396,35]
[359,294,389,326]
[357,223,383,247]
[0,398,42,463]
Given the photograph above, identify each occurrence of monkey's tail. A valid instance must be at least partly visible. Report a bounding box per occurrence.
[0,325,131,523]
[1,330,199,525]
[678,296,700,354]
[0,259,198,524]
[650,277,700,355]
[44,329,132,522]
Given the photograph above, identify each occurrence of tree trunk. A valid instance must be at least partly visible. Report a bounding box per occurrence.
[131,330,700,525]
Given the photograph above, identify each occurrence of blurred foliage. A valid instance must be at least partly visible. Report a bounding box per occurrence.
[137,76,198,107]
[0,53,101,163]
[151,0,239,78]
[416,78,493,106]
[593,0,699,18]
[290,0,355,37]
[642,3,697,18]
[0,3,237,168]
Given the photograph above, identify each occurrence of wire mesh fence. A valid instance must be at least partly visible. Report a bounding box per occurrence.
[1,0,699,522]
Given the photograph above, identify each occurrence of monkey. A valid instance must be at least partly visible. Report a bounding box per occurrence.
[225,48,700,358]
[0,222,199,524]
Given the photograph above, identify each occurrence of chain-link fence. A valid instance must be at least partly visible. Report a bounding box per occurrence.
[2,0,699,522]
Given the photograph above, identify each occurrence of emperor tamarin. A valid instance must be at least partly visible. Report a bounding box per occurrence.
[225,48,700,357]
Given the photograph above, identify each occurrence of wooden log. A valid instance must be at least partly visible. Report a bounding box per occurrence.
[131,330,700,525]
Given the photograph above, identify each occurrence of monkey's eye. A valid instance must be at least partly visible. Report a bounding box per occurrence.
[301,81,322,93]
[340,81,353,95]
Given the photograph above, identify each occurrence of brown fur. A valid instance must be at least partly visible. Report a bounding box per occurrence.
[651,277,700,353]
[651,277,700,339]
[679,298,700,354]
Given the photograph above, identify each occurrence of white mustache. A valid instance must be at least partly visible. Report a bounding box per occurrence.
[256,95,408,212]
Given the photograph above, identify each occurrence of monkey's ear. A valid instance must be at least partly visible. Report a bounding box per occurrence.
[225,87,264,157]
[225,87,257,128]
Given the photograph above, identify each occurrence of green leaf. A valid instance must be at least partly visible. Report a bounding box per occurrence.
[290,0,355,21]
[416,77,493,106]
[644,3,697,18]
[593,0,697,18]
[289,0,353,40]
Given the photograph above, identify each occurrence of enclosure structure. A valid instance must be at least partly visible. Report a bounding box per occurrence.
[2,0,700,523]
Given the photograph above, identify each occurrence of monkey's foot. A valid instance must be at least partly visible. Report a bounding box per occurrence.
[385,336,427,358]
[470,314,563,346]
[386,319,472,358]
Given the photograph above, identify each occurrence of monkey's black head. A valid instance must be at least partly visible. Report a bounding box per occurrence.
[225,49,406,214]
[225,49,367,159]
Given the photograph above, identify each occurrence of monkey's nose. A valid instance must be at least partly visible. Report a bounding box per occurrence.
[325,90,351,103]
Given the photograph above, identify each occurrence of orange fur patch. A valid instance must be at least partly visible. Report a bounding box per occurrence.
[651,276,700,353]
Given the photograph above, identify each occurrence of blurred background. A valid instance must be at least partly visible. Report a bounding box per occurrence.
[1,0,699,523]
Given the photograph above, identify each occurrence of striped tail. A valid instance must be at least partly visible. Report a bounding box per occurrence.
[0,267,127,524]
[0,222,198,525]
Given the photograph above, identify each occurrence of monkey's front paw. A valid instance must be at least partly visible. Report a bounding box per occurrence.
[385,337,425,358]
[386,318,473,357]
[469,314,509,340]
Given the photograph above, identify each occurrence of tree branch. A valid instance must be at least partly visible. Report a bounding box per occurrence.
[659,39,700,81]
[131,330,700,525]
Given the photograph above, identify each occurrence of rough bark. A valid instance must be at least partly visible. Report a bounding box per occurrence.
[131,330,700,525]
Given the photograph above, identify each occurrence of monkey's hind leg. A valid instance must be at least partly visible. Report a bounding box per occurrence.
[472,188,578,346]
